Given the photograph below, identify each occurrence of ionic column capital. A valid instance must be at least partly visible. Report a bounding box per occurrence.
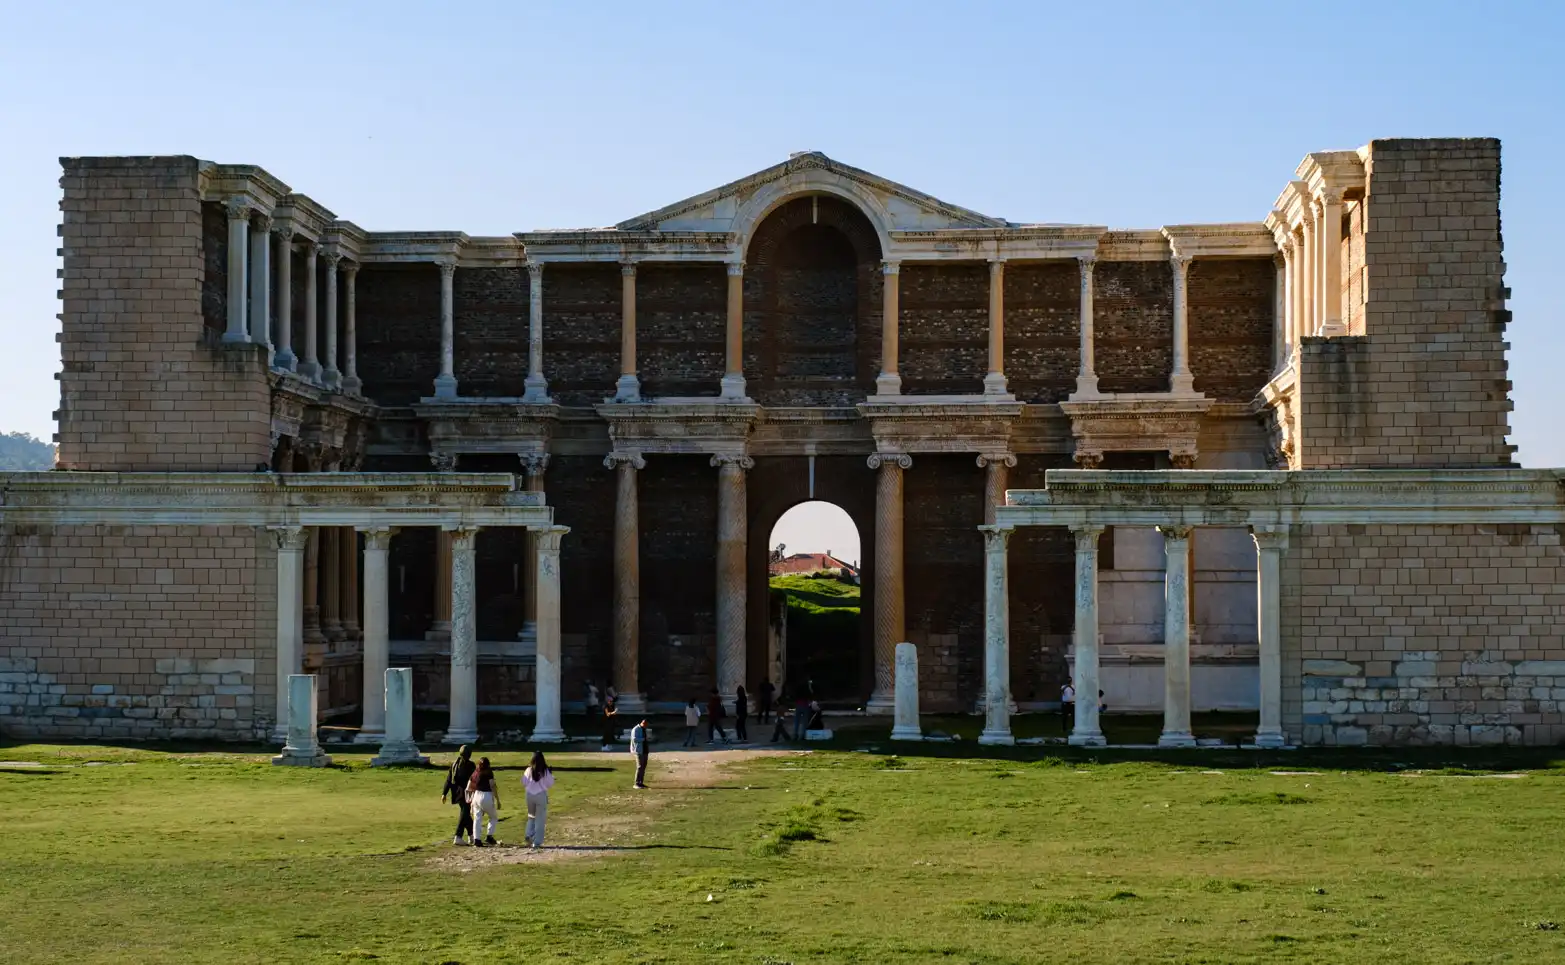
[252,212,273,233]
[435,260,456,280]
[359,527,398,551]
[1171,253,1193,275]
[534,525,568,554]
[270,220,294,241]
[710,454,754,471]
[1250,524,1290,551]
[867,452,912,471]
[975,452,1016,469]
[1071,524,1105,550]
[988,258,1006,273]
[321,247,342,269]
[518,452,551,477]
[603,451,645,471]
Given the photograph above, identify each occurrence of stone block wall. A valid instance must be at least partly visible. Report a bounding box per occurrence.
[57,156,272,471]
[1282,522,1565,745]
[1298,138,1512,468]
[0,523,273,740]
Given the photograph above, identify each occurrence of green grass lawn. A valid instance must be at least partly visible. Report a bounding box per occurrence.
[4,736,1565,964]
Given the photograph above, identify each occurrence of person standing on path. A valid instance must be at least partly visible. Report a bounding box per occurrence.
[441,745,477,846]
[706,689,729,744]
[758,678,775,724]
[1060,682,1076,734]
[601,696,619,751]
[521,751,554,848]
[734,685,749,743]
[630,718,650,789]
[770,701,791,743]
[682,698,701,747]
[467,756,501,846]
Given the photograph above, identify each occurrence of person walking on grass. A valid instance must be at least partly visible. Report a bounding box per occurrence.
[683,698,701,747]
[521,751,554,848]
[441,745,477,846]
[770,700,792,743]
[758,677,775,724]
[467,756,501,847]
[706,689,729,744]
[734,685,750,743]
[630,718,650,789]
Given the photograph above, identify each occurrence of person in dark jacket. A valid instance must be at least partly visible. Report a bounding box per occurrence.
[734,685,749,742]
[758,678,775,724]
[441,745,477,846]
[706,689,729,744]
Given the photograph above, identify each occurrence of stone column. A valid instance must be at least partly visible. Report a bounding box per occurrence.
[342,264,361,394]
[249,213,272,351]
[531,526,568,742]
[1169,254,1195,395]
[1319,191,1346,336]
[321,524,342,642]
[1277,239,1295,366]
[371,667,428,766]
[524,261,550,402]
[876,261,902,396]
[299,243,321,380]
[518,453,549,650]
[1074,255,1099,397]
[978,453,1014,527]
[223,198,250,344]
[714,455,753,705]
[721,262,747,400]
[1271,250,1287,372]
[867,453,910,712]
[322,249,341,389]
[616,262,640,402]
[978,525,1014,745]
[445,526,480,744]
[271,674,331,766]
[355,527,394,744]
[341,527,360,640]
[1252,525,1288,748]
[427,528,452,642]
[1068,524,1106,746]
[303,527,324,649]
[273,224,296,371]
[1291,228,1306,351]
[890,642,922,741]
[983,258,1008,395]
[1300,205,1317,337]
[605,451,645,710]
[1158,525,1196,747]
[272,527,308,743]
[433,261,458,399]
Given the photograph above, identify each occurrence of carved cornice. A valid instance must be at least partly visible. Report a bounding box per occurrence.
[1057,395,1214,467]
[858,399,1021,457]
[414,401,560,456]
[596,401,759,457]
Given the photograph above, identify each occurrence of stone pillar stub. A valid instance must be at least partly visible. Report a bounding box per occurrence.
[272,674,331,766]
[890,642,922,741]
[372,667,429,766]
[1158,525,1196,748]
[867,452,910,712]
[1068,524,1106,747]
[978,525,1014,745]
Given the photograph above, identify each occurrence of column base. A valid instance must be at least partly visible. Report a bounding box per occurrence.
[443,728,478,745]
[874,372,902,396]
[352,729,386,745]
[1253,728,1287,749]
[272,747,332,767]
[613,374,642,403]
[718,374,749,401]
[222,329,250,345]
[371,741,429,767]
[982,372,1010,397]
[529,727,567,743]
[324,368,342,391]
[341,376,362,396]
[1318,318,1348,337]
[1168,372,1197,395]
[1071,374,1101,399]
[271,725,289,745]
[433,375,459,400]
[273,348,298,372]
[889,726,923,741]
[1157,731,1197,748]
[865,692,895,715]
[1067,731,1107,747]
[298,360,322,382]
[612,692,647,715]
[977,729,1015,746]
[522,375,551,403]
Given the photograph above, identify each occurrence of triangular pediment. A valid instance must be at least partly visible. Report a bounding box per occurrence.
[616,152,1006,234]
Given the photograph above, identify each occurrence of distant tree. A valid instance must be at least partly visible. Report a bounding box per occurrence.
[0,432,55,470]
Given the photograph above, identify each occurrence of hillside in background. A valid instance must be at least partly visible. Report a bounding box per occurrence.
[0,432,53,470]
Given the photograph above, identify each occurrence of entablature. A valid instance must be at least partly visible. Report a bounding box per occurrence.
[858,398,1022,457]
[596,400,761,458]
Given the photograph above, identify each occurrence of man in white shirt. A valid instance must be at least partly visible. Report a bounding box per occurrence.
[1060,683,1076,735]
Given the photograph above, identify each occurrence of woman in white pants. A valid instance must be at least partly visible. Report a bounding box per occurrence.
[522,750,555,848]
[466,757,501,846]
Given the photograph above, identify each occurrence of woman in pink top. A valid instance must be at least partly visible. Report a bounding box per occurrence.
[521,750,555,848]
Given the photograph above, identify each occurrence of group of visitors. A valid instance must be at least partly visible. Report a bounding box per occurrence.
[441,745,556,848]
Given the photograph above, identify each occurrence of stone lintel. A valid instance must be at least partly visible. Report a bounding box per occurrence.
[1059,394,1214,467]
[597,401,760,457]
[858,398,1021,457]
[416,401,560,457]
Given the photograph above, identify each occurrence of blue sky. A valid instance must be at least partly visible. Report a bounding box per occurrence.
[1,1,1560,556]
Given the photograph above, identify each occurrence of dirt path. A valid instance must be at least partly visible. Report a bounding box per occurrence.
[425,749,802,872]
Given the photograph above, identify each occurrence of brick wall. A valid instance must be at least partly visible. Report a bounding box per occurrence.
[355,264,440,405]
[1004,263,1079,403]
[1187,257,1275,402]
[638,264,726,400]
[900,265,987,396]
[57,157,272,471]
[545,264,620,406]
[549,455,616,692]
[1298,139,1512,468]
[639,455,718,700]
[455,267,529,399]
[1006,455,1076,703]
[0,523,273,740]
[1094,261,1173,394]
[904,454,986,710]
[1283,522,1565,746]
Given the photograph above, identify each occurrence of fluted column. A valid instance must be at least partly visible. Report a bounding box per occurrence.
[605,451,645,711]
[427,528,452,642]
[272,526,308,743]
[303,527,324,648]
[978,525,1014,745]
[983,259,1008,395]
[1158,525,1196,747]
[445,526,480,744]
[978,453,1014,526]
[342,265,361,394]
[354,527,395,744]
[433,261,458,399]
[340,527,360,640]
[714,454,752,705]
[1277,238,1296,367]
[1319,191,1346,336]
[273,225,296,371]
[1074,255,1100,397]
[223,198,250,344]
[1271,251,1287,372]
[323,249,341,389]
[1300,204,1317,337]
[531,526,568,742]
[1252,525,1288,748]
[867,452,910,712]
[249,213,272,352]
[1290,227,1306,350]
[721,262,747,400]
[1169,254,1195,395]
[524,262,550,401]
[321,523,342,642]
[876,261,902,396]
[1068,524,1106,746]
[518,453,549,651]
[615,262,641,402]
[300,242,321,380]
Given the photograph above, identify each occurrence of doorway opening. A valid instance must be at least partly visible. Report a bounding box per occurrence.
[767,500,863,702]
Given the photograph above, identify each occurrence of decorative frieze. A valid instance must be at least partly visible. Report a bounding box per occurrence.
[1057,395,1213,468]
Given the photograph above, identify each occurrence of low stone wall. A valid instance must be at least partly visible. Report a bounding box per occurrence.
[0,654,262,740]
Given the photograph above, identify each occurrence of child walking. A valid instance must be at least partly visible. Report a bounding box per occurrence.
[683,698,701,747]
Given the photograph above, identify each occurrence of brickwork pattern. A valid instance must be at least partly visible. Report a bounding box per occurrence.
[355,264,441,405]
[1092,261,1174,394]
[639,264,726,400]
[1187,257,1275,402]
[903,455,986,710]
[543,264,619,405]
[1003,263,1079,403]
[455,268,530,399]
[638,456,718,699]
[899,264,988,396]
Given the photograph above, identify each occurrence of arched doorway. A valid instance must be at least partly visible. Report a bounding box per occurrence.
[765,500,864,702]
